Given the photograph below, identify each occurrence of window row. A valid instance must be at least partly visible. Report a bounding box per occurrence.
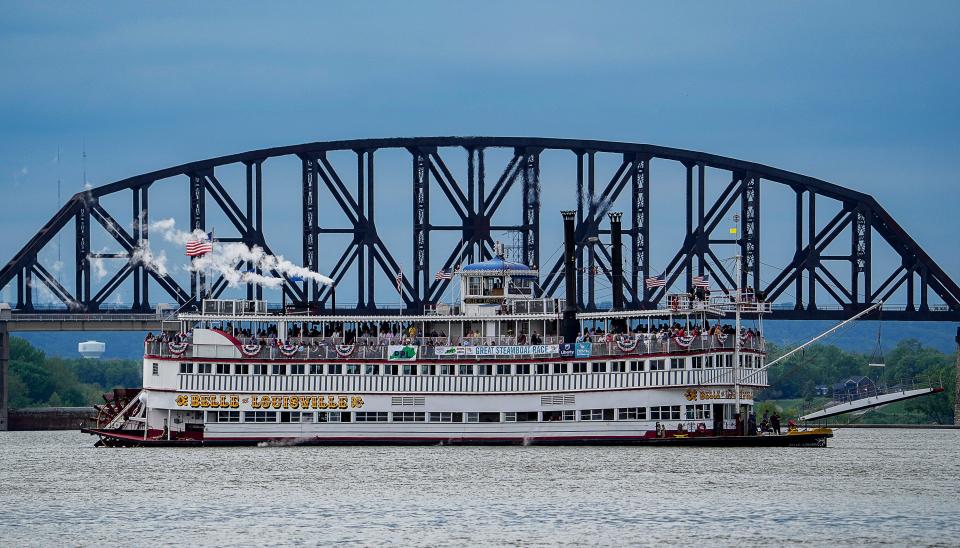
[178,355,762,376]
[206,406,711,424]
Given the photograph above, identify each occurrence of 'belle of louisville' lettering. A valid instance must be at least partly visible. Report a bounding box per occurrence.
[175,394,364,410]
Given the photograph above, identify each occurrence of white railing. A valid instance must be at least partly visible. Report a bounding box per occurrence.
[176,368,767,394]
[147,334,764,361]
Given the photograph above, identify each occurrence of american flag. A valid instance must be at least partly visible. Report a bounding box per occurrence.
[185,232,213,257]
[692,274,710,288]
[395,269,403,292]
[645,273,666,288]
[435,268,453,281]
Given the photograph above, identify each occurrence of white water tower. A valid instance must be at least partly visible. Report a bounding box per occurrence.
[78,340,106,359]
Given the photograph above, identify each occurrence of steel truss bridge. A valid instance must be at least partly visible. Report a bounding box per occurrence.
[0,137,958,322]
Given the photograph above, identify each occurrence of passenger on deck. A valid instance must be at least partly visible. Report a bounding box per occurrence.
[771,412,782,435]
[655,422,665,438]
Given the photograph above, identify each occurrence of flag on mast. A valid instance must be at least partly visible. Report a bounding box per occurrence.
[395,268,404,292]
[645,273,666,288]
[692,274,710,288]
[185,232,214,257]
[435,268,453,281]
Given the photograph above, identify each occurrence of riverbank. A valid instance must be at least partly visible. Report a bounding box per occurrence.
[8,407,92,430]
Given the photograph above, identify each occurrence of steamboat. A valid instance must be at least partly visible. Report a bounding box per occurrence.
[83,212,832,447]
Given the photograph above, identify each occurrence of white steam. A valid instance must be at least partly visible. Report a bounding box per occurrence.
[132,218,333,289]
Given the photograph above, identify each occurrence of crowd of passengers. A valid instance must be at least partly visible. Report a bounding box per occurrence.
[144,320,760,351]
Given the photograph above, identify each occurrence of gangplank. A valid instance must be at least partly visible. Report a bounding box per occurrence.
[799,386,944,421]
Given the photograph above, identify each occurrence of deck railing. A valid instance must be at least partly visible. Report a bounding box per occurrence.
[175,368,767,394]
[146,333,764,362]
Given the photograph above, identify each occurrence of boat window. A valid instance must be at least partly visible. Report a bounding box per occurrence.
[648,359,665,371]
[724,355,733,368]
[691,356,703,369]
[271,364,286,375]
[382,364,398,375]
[542,410,575,421]
[355,412,389,422]
[439,364,454,375]
[309,364,323,374]
[280,411,311,423]
[685,404,712,420]
[592,362,607,373]
[458,364,475,376]
[705,355,714,368]
[365,364,380,375]
[618,407,646,420]
[580,409,615,421]
[553,363,568,374]
[650,406,681,421]
[393,412,426,422]
[290,364,306,375]
[215,363,229,374]
[346,364,361,375]
[467,276,482,296]
[207,411,240,423]
[477,412,500,422]
[152,363,159,376]
[253,364,268,375]
[318,411,350,422]
[572,362,587,373]
[179,362,194,374]
[628,360,643,372]
[235,363,249,375]
[670,358,685,370]
[429,412,464,422]
[402,365,417,376]
[198,363,212,374]
[609,361,626,373]
[244,411,277,423]
[477,364,493,376]
[535,363,550,374]
[496,364,511,375]
[328,364,343,375]
[419,364,435,376]
[516,364,531,375]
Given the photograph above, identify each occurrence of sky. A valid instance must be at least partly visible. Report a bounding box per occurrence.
[0,1,958,308]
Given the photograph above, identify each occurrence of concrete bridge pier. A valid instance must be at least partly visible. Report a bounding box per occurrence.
[0,321,8,431]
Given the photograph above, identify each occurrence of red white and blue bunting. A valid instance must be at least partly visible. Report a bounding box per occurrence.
[673,335,696,348]
[167,341,189,357]
[335,345,356,358]
[240,343,262,358]
[277,343,301,358]
[616,336,640,353]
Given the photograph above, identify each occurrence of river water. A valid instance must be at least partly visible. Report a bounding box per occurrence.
[0,429,958,546]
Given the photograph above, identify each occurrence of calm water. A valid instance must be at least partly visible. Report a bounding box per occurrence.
[0,429,958,546]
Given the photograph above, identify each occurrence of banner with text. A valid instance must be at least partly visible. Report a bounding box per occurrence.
[434,344,559,358]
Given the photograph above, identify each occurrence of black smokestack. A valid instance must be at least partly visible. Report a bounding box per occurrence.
[562,211,578,343]
[609,212,624,311]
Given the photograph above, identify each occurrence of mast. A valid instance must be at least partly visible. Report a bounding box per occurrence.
[733,214,742,433]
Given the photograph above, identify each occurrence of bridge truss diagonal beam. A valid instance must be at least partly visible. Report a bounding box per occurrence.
[0,136,954,321]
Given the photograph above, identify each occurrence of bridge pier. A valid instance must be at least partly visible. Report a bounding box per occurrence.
[0,321,8,431]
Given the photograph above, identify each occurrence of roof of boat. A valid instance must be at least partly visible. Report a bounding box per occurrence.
[460,258,537,274]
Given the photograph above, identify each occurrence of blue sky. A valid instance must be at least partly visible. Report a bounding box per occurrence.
[1,1,957,307]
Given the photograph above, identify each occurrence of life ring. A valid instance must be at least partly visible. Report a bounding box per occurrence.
[696,422,707,433]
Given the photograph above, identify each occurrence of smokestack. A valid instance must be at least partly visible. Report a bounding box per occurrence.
[562,211,578,343]
[608,212,624,311]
